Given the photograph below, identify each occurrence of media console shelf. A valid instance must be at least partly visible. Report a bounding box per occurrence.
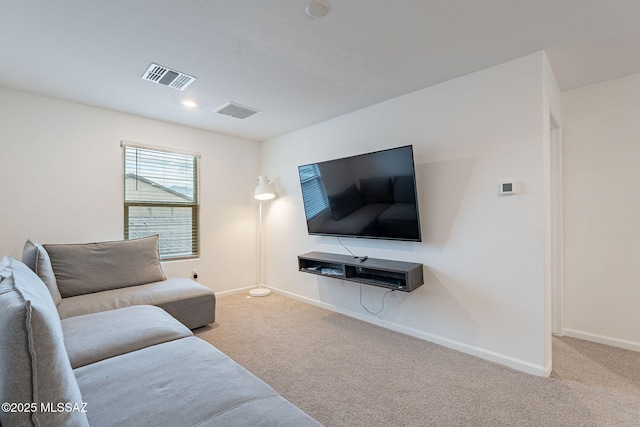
[298,251,424,292]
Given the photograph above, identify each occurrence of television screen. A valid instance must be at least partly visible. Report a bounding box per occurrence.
[298,145,422,242]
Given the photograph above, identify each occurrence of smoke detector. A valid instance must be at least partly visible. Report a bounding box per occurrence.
[215,102,260,119]
[306,0,330,17]
[141,63,196,91]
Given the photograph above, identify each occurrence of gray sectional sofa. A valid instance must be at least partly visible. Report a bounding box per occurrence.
[310,175,419,239]
[0,237,321,426]
[22,236,216,329]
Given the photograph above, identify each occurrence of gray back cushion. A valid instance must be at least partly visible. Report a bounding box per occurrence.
[22,240,63,305]
[328,185,365,220]
[360,176,394,204]
[393,175,417,203]
[0,256,89,427]
[45,236,166,298]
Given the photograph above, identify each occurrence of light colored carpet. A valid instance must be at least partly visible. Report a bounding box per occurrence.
[195,292,640,426]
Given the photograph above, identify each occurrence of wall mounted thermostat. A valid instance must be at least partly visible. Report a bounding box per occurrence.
[498,180,520,196]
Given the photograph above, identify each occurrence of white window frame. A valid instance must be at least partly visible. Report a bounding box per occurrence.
[122,142,200,260]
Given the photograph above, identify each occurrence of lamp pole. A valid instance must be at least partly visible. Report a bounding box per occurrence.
[250,177,273,297]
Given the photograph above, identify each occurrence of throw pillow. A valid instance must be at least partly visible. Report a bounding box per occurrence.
[22,240,63,305]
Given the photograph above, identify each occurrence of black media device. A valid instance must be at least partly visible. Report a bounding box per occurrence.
[298,145,422,242]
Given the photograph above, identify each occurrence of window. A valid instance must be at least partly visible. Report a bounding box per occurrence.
[298,164,328,220]
[123,143,200,260]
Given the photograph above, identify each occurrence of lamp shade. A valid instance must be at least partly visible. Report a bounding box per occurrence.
[254,175,276,200]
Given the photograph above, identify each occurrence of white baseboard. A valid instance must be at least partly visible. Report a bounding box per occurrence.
[269,287,549,377]
[382,321,548,377]
[563,328,640,352]
[215,285,256,297]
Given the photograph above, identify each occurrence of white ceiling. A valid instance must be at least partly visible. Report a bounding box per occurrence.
[2,0,640,141]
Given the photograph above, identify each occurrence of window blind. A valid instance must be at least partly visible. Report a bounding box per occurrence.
[299,164,328,220]
[123,144,200,259]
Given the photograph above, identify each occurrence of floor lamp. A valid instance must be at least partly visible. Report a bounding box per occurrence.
[250,175,276,297]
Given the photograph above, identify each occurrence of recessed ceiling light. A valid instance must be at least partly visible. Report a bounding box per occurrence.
[182,99,198,108]
[306,0,330,18]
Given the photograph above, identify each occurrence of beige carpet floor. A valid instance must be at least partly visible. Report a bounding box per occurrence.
[195,292,640,426]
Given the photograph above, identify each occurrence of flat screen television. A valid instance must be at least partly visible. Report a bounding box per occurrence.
[298,145,422,242]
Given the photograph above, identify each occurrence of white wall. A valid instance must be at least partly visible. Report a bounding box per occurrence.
[261,52,553,375]
[0,88,260,294]
[562,73,640,351]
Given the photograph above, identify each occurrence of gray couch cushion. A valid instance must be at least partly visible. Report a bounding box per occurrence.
[0,256,89,427]
[57,278,215,329]
[22,239,62,305]
[315,203,389,235]
[74,336,321,427]
[328,184,365,220]
[393,175,417,203]
[360,176,394,204]
[45,236,166,298]
[377,202,420,239]
[62,305,193,368]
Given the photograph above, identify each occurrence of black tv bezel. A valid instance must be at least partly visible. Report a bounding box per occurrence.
[298,145,422,242]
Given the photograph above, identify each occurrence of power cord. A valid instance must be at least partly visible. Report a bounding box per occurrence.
[337,236,368,261]
[360,284,394,316]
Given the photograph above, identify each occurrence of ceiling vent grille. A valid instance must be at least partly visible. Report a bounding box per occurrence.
[141,63,196,91]
[215,102,260,119]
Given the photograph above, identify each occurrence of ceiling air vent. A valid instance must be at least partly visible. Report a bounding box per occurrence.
[215,102,260,119]
[141,63,196,91]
